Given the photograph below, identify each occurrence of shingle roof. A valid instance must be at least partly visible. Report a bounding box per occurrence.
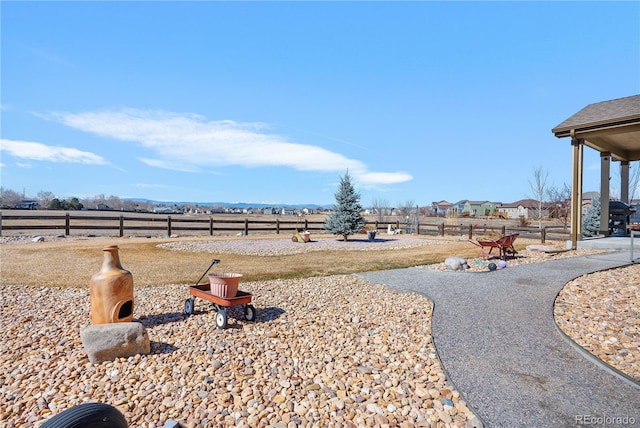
[500,199,538,209]
[552,94,640,162]
[552,94,640,134]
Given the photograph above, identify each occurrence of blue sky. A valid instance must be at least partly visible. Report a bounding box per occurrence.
[1,1,639,207]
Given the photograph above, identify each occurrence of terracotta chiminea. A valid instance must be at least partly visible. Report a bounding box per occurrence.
[90,245,134,324]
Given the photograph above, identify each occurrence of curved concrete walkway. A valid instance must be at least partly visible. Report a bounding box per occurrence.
[357,252,640,428]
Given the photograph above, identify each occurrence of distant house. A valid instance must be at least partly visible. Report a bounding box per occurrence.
[454,200,468,215]
[497,199,554,219]
[455,200,496,217]
[431,200,453,216]
[97,203,113,211]
[15,199,39,210]
[498,199,533,219]
[475,201,496,217]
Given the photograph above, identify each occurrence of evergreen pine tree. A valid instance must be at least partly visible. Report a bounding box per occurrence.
[582,195,601,237]
[324,171,366,241]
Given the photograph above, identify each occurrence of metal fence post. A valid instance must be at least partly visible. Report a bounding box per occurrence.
[631,231,637,262]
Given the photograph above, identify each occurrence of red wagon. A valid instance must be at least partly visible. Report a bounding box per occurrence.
[183,259,256,329]
[469,233,519,261]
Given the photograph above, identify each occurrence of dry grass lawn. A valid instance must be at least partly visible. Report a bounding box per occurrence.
[0,234,510,289]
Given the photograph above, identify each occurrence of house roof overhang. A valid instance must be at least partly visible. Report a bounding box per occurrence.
[552,94,640,161]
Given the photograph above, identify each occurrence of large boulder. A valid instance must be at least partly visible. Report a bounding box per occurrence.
[80,322,150,364]
[444,257,469,271]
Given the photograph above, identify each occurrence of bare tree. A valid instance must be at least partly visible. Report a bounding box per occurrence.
[528,166,549,229]
[395,199,415,218]
[37,191,55,209]
[81,194,104,210]
[370,198,390,222]
[546,183,571,230]
[106,195,123,210]
[394,200,416,233]
[609,161,640,202]
[0,187,22,208]
[122,199,140,212]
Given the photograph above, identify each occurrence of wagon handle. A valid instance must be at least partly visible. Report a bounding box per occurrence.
[194,259,221,286]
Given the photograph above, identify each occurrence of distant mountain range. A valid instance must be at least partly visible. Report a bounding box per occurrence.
[124,198,332,210]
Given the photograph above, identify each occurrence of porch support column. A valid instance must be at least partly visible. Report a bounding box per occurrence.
[599,152,611,236]
[620,161,630,204]
[570,136,584,249]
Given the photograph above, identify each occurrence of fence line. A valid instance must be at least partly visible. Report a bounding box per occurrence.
[0,211,564,242]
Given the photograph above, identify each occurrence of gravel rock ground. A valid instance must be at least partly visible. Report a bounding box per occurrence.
[157,236,449,257]
[1,235,636,428]
[0,276,480,428]
[554,263,640,382]
[421,247,606,272]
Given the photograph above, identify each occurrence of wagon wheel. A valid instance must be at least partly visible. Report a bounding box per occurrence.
[184,298,195,316]
[215,308,228,329]
[244,304,256,322]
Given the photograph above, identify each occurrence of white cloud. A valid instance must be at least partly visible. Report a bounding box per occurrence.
[0,139,108,164]
[139,157,200,173]
[46,108,412,186]
[134,183,171,189]
[358,171,414,185]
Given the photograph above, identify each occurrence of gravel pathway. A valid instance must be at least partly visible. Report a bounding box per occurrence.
[358,253,640,428]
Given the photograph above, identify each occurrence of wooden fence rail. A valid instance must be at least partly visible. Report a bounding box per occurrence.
[0,211,566,243]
